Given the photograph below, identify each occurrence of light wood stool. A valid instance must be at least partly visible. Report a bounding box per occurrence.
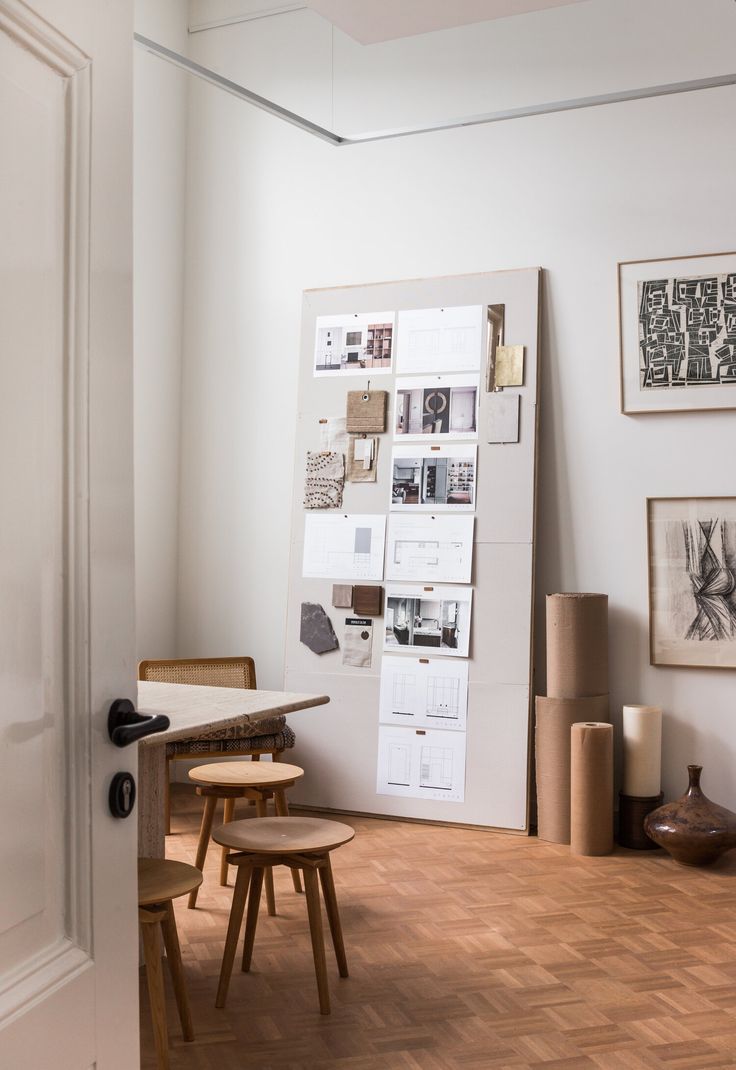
[187,760,305,911]
[138,858,202,1070]
[213,816,354,1015]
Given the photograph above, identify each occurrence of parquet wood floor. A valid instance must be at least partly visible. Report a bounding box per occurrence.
[140,785,736,1070]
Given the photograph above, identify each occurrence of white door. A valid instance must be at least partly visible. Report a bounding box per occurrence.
[0,1,139,1067]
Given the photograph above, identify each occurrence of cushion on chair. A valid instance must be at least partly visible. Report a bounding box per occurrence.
[166,722,295,758]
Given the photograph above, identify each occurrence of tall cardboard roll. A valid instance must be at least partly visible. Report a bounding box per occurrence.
[546,593,608,698]
[570,721,614,856]
[536,695,610,844]
[622,705,662,796]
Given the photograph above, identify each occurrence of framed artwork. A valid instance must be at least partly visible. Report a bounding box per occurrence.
[647,497,736,668]
[619,252,736,414]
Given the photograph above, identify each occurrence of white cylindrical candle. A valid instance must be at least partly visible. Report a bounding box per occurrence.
[622,705,662,796]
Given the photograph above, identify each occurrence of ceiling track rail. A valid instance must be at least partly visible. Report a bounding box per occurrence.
[133,33,736,147]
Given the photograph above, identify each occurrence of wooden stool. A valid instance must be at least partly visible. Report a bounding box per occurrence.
[213,816,354,1015]
[138,858,202,1070]
[187,760,305,911]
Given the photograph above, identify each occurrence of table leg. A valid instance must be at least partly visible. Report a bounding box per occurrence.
[138,742,166,859]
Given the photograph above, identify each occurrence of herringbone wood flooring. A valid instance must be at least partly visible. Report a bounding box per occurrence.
[140,785,736,1069]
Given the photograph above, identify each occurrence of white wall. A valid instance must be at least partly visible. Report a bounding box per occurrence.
[133,0,189,659]
[173,4,736,806]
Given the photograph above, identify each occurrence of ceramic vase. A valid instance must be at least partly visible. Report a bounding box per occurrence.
[644,765,736,866]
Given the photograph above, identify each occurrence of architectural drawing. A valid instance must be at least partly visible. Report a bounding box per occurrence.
[639,273,736,390]
[396,305,483,374]
[302,514,386,581]
[377,725,466,802]
[386,514,474,582]
[379,656,468,730]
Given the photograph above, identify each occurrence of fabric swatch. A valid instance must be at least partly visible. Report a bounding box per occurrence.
[303,450,344,509]
[342,617,373,668]
[346,390,387,433]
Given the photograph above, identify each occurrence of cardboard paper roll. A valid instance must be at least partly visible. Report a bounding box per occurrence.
[622,705,662,797]
[535,694,609,844]
[546,593,608,698]
[570,721,614,856]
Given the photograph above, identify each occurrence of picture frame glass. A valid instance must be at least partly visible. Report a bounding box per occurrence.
[619,252,736,414]
[648,496,736,668]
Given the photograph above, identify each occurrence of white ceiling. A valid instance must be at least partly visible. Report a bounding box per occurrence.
[304,0,589,44]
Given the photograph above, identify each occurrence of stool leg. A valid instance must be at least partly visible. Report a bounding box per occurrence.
[140,915,169,1070]
[318,856,348,978]
[219,797,235,887]
[161,900,194,1041]
[255,798,276,915]
[216,864,252,1009]
[241,866,265,972]
[188,794,217,909]
[303,866,330,1015]
[274,789,303,894]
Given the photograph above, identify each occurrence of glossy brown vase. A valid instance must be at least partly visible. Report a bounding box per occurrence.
[644,765,736,866]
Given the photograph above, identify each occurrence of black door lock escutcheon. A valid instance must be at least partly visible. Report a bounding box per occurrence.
[109,771,136,818]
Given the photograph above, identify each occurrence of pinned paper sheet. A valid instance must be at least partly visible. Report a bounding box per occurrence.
[303,514,386,581]
[386,514,474,584]
[396,305,483,375]
[377,724,466,802]
[384,583,472,658]
[379,656,468,731]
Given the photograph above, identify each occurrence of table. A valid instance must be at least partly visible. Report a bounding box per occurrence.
[136,681,329,858]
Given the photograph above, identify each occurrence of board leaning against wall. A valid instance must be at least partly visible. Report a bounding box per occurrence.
[284,269,541,831]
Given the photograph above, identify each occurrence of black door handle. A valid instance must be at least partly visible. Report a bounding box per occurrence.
[108,698,170,747]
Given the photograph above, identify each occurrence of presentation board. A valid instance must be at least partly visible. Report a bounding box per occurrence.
[285,269,541,830]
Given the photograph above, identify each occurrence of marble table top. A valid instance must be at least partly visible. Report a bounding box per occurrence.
[136,681,329,746]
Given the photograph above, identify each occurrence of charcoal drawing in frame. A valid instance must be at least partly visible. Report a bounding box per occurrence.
[619,252,736,414]
[647,497,736,668]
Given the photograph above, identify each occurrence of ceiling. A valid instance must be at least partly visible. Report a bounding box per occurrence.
[304,0,589,44]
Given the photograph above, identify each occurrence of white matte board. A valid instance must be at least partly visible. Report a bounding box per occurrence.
[285,268,541,831]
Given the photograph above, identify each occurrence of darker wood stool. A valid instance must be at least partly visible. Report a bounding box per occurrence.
[138,858,202,1070]
[213,816,355,1015]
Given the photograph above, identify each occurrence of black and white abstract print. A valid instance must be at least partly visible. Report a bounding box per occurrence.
[680,518,736,641]
[649,498,736,668]
[638,272,736,390]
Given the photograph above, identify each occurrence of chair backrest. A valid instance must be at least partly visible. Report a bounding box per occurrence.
[138,657,257,690]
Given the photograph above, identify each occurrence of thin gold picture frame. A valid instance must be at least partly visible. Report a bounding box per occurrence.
[646,495,736,670]
[618,251,736,415]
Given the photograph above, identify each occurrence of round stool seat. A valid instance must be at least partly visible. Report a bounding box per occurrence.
[138,857,203,907]
[188,761,304,788]
[213,816,355,854]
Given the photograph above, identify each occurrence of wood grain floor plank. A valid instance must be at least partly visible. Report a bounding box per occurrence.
[140,786,736,1069]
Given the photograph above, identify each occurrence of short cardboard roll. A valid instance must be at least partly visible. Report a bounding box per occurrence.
[535,694,610,845]
[546,593,608,699]
[570,721,614,856]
